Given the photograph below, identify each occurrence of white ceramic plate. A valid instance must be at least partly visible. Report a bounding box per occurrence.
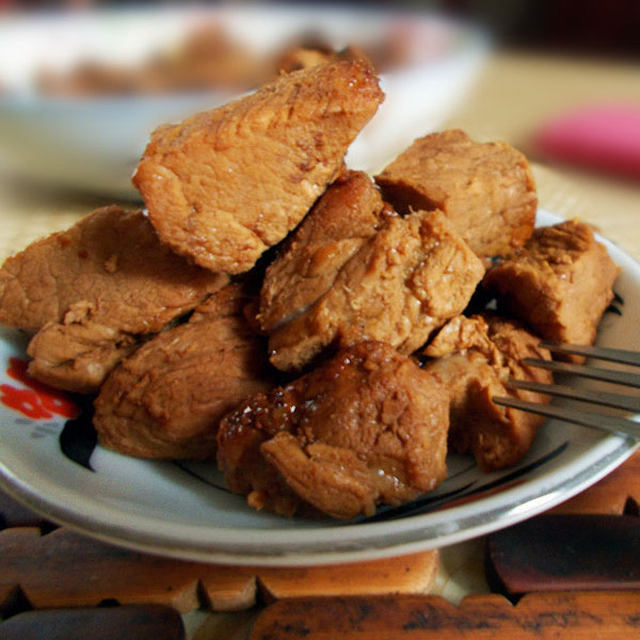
[0,5,487,199]
[0,209,637,566]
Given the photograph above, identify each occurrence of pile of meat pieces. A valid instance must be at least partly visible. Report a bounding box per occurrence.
[0,57,619,520]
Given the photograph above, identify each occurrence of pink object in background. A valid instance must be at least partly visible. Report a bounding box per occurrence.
[533,104,640,180]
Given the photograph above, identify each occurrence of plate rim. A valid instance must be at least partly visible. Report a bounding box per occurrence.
[1,435,636,566]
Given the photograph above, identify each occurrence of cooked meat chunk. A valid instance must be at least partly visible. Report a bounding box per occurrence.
[423,314,553,470]
[258,170,392,332]
[483,219,620,360]
[26,322,138,394]
[0,205,227,393]
[375,129,537,258]
[133,58,384,274]
[268,209,485,372]
[217,341,448,519]
[0,205,227,333]
[94,284,272,460]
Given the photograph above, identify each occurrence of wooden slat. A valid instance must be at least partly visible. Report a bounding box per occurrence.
[0,605,185,640]
[256,551,439,602]
[0,526,439,614]
[249,591,640,639]
[0,527,248,613]
[0,491,49,529]
[485,513,640,598]
[552,448,640,515]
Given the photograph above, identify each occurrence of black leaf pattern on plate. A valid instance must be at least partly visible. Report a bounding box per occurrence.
[606,290,624,316]
[59,398,97,471]
[360,441,570,523]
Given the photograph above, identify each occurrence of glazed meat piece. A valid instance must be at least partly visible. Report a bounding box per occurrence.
[483,219,620,360]
[375,129,537,259]
[268,209,485,372]
[133,57,384,274]
[423,314,553,470]
[0,205,228,392]
[94,284,272,460]
[258,170,393,332]
[217,341,449,519]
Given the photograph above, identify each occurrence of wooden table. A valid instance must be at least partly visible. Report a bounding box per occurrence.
[1,50,639,639]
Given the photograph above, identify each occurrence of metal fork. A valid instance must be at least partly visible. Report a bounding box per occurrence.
[494,342,640,440]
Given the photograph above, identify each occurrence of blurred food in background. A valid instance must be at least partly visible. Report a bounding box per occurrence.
[35,20,444,98]
[0,5,488,198]
[37,23,270,96]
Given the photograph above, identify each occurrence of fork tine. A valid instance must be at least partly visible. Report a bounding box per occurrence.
[522,358,640,388]
[494,396,640,440]
[506,379,640,413]
[540,342,640,366]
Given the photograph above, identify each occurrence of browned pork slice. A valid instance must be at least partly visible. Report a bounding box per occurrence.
[0,205,228,393]
[133,57,385,274]
[375,129,538,259]
[258,170,393,332]
[268,209,485,372]
[423,314,553,470]
[217,341,448,519]
[94,284,272,460]
[483,219,620,360]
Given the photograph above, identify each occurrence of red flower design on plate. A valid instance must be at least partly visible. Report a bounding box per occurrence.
[1,357,77,419]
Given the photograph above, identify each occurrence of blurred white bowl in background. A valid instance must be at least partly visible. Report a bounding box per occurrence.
[0,5,488,200]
